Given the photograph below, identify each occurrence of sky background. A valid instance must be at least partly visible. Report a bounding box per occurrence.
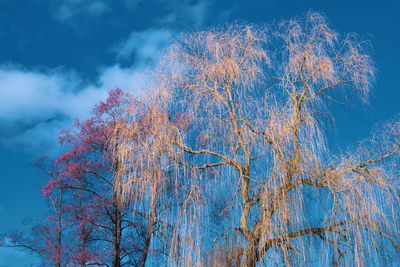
[0,0,399,265]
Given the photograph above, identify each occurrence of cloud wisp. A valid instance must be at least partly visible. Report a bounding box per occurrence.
[55,0,110,21]
[115,29,173,62]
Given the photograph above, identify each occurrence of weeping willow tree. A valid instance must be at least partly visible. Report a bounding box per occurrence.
[119,12,400,266]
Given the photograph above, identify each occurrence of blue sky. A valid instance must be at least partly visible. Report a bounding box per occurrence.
[0,0,399,265]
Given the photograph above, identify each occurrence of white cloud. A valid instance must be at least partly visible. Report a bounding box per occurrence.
[0,64,145,155]
[0,68,76,121]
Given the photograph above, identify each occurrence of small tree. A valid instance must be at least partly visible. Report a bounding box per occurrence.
[2,89,140,266]
[157,12,400,266]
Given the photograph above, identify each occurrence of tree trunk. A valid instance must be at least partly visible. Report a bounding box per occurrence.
[112,202,122,267]
[79,234,87,267]
[112,139,123,267]
[139,219,154,267]
[139,186,158,267]
[243,239,258,267]
[56,187,62,267]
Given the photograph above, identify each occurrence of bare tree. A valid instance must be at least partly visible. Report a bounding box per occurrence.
[153,11,400,266]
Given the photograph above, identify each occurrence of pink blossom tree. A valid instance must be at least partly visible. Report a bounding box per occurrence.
[53,88,139,266]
